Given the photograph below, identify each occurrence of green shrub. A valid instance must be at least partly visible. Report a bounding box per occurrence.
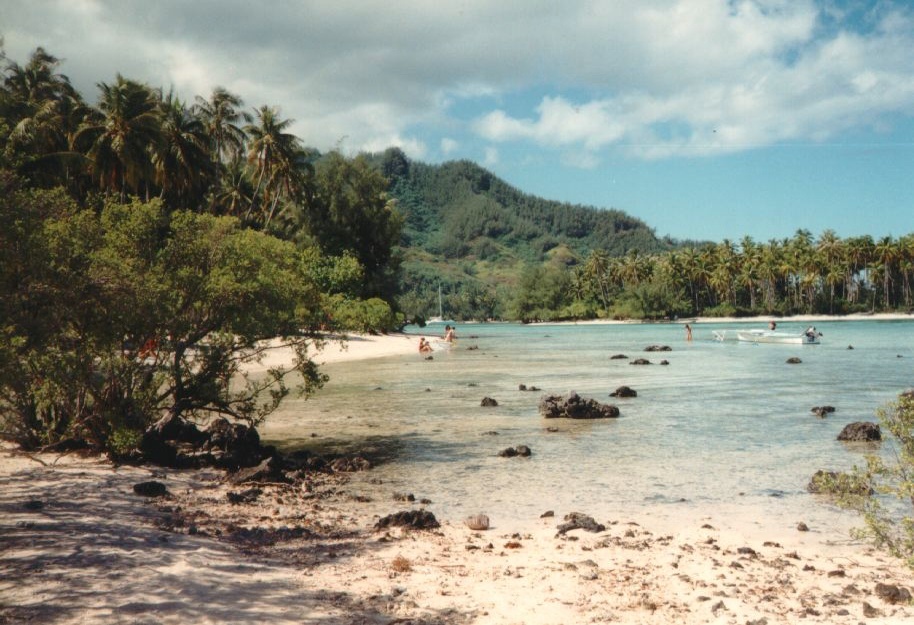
[831,393,914,569]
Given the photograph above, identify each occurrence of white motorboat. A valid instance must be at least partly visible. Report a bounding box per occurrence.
[736,329,821,344]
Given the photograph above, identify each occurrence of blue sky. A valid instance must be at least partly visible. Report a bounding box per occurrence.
[2,0,912,243]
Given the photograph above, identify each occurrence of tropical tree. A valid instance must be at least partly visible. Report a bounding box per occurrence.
[244,105,303,226]
[872,236,898,310]
[583,249,611,315]
[194,87,251,164]
[2,47,89,188]
[153,90,213,209]
[76,74,162,200]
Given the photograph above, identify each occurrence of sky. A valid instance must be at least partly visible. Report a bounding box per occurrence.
[2,0,913,243]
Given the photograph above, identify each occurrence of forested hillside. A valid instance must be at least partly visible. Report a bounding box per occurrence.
[373,148,677,321]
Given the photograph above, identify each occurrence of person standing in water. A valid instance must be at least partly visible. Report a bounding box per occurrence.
[444,325,456,342]
[684,323,692,342]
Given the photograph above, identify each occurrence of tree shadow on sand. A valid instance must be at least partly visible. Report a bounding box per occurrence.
[0,457,472,625]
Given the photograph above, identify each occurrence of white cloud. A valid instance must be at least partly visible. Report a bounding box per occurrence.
[483,146,499,167]
[1,0,913,160]
[440,137,459,155]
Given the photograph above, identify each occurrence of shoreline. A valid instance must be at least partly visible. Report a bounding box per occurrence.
[4,324,914,624]
[240,331,439,374]
[528,312,914,326]
[2,443,913,624]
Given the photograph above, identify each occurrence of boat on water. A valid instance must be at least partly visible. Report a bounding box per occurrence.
[427,285,455,324]
[713,328,822,345]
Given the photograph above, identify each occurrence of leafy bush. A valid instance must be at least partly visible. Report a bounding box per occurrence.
[329,296,402,334]
[0,190,329,450]
[829,393,914,569]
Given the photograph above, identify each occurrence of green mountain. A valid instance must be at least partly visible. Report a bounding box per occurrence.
[373,148,676,320]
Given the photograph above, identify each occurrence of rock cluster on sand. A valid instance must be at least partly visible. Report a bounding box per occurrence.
[498,445,532,458]
[539,392,619,419]
[374,510,440,530]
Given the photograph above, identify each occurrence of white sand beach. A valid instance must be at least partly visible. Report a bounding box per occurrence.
[3,330,914,625]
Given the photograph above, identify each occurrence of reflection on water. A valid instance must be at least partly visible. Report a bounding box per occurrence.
[261,320,914,530]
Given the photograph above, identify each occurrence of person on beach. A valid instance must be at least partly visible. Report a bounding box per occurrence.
[418,338,433,353]
[769,321,777,330]
[684,324,692,342]
[444,325,456,342]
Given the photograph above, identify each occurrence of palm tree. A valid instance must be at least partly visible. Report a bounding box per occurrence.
[3,47,89,187]
[872,236,898,310]
[194,87,251,164]
[153,91,212,209]
[244,105,302,226]
[816,230,845,312]
[899,234,914,309]
[210,158,254,217]
[758,241,782,312]
[583,250,611,315]
[738,236,760,311]
[76,75,161,200]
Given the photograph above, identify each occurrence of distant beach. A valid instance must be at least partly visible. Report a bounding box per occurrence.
[531,311,914,326]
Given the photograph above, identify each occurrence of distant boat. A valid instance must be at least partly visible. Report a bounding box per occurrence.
[427,285,454,324]
[713,328,821,345]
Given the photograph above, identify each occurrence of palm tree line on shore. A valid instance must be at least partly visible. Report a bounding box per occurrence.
[577,230,914,317]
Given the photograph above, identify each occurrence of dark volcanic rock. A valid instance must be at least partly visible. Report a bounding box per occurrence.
[609,354,628,360]
[874,583,912,604]
[644,345,672,352]
[556,512,606,535]
[630,358,652,365]
[230,456,287,484]
[203,418,264,470]
[329,456,371,472]
[227,487,262,504]
[610,386,637,398]
[499,445,532,458]
[133,481,168,498]
[811,405,836,418]
[786,357,802,364]
[375,509,440,530]
[539,392,620,419]
[481,397,499,407]
[837,422,881,442]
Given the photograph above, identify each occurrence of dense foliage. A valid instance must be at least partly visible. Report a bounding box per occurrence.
[566,232,914,322]
[814,393,914,570]
[0,47,403,452]
[373,148,677,321]
[377,147,914,323]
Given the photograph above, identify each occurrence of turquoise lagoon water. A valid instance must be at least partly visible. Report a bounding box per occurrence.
[260,320,914,532]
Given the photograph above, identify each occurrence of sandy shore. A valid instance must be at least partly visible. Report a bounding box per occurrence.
[2,442,913,625]
[240,332,438,374]
[3,329,914,624]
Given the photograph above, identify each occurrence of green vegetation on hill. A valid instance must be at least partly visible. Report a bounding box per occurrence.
[373,148,677,321]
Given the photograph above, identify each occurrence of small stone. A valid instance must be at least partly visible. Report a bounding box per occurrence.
[464,514,490,531]
[874,582,912,604]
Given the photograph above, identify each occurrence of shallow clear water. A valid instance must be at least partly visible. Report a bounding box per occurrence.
[261,320,914,531]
